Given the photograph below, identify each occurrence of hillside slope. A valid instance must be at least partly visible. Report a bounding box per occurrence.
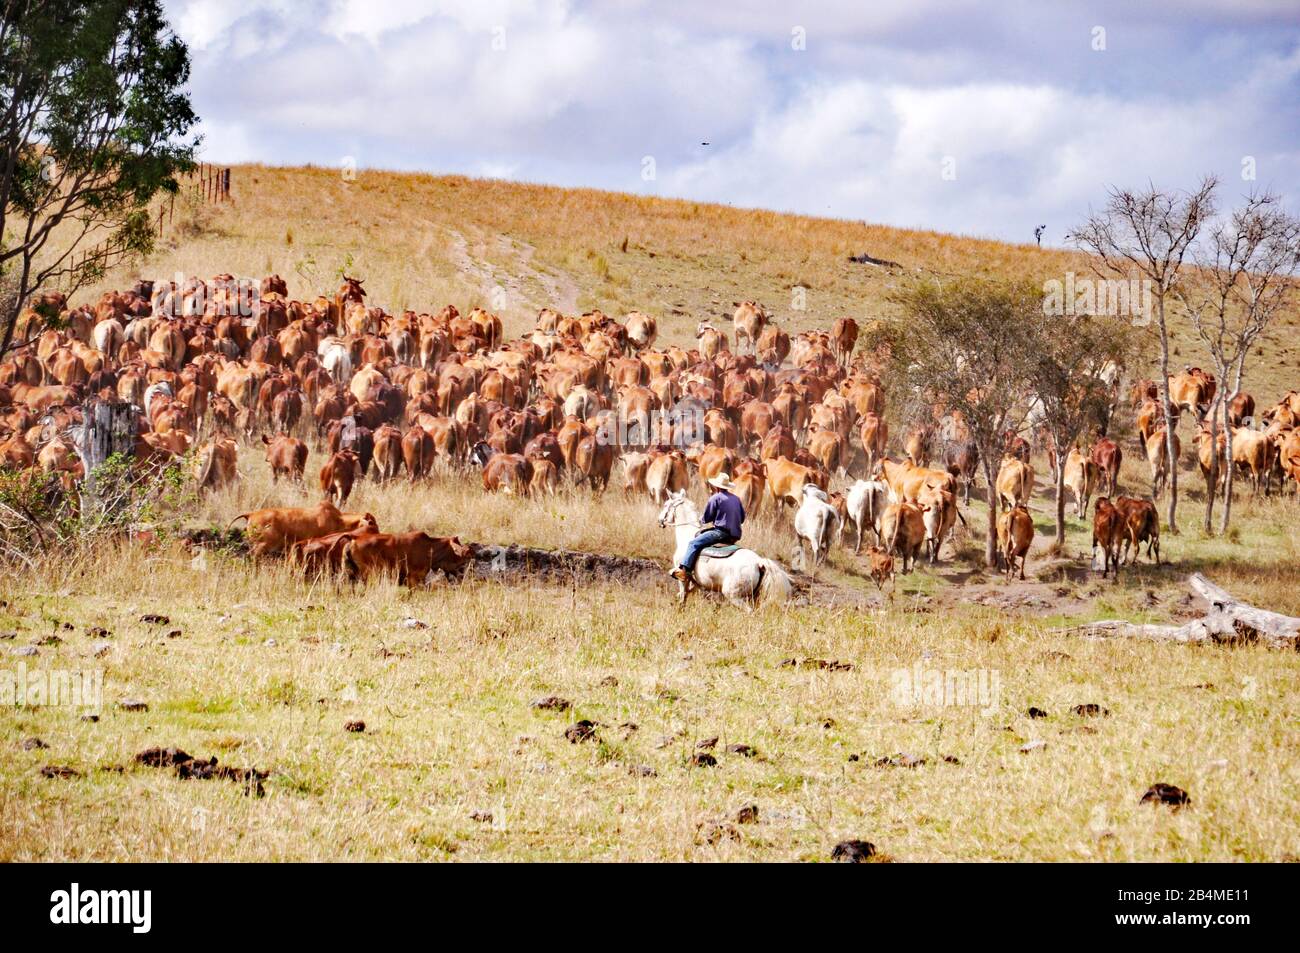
[87,163,1298,398]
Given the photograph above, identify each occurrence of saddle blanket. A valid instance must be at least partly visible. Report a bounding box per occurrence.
[701,545,742,558]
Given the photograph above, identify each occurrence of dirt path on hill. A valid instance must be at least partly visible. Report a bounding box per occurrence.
[444,227,580,317]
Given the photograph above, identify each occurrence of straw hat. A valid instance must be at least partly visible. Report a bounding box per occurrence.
[707,472,735,491]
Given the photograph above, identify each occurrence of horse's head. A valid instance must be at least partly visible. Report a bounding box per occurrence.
[656,488,691,528]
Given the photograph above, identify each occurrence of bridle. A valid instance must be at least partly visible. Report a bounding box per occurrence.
[657,496,697,528]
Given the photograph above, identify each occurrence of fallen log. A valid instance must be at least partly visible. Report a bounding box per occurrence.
[1062,573,1299,650]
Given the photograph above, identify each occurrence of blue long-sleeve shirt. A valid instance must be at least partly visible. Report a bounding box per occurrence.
[702,490,744,539]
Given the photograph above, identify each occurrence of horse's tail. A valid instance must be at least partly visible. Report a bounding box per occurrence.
[757,558,793,605]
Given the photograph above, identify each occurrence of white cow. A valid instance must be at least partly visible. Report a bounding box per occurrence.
[794,484,839,576]
[844,479,889,554]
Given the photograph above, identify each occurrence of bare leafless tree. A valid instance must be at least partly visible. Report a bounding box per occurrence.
[1177,191,1300,532]
[1069,176,1219,534]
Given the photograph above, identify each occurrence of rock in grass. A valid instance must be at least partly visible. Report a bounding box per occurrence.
[344,720,366,733]
[1072,704,1109,717]
[531,695,571,712]
[628,764,657,778]
[118,698,148,712]
[20,737,49,750]
[1140,783,1189,810]
[689,752,718,768]
[831,840,876,862]
[40,765,80,779]
[139,614,170,625]
[565,720,598,743]
[1027,707,1050,719]
[133,747,194,767]
[1019,739,1047,753]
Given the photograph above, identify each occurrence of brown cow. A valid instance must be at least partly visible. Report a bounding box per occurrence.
[880,501,926,574]
[830,317,858,366]
[476,443,533,494]
[572,433,614,491]
[859,411,888,478]
[230,501,378,558]
[401,425,435,480]
[865,545,895,591]
[996,504,1034,580]
[529,458,559,496]
[1114,496,1160,565]
[732,301,768,355]
[1091,497,1123,579]
[262,433,307,482]
[319,449,361,504]
[289,527,372,578]
[1090,436,1122,497]
[343,532,473,586]
[373,424,404,481]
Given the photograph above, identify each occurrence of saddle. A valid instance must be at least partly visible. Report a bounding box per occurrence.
[701,544,742,558]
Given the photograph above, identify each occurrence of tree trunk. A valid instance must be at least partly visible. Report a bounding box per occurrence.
[1155,294,1179,534]
[1064,573,1300,649]
[983,461,999,568]
[1054,452,1067,547]
[1202,402,1218,534]
[1219,360,1245,535]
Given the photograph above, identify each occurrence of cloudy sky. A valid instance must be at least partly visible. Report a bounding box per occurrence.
[164,0,1300,245]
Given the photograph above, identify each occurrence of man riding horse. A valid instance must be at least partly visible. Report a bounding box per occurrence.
[670,473,744,582]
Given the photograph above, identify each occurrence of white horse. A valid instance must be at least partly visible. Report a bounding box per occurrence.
[656,490,792,609]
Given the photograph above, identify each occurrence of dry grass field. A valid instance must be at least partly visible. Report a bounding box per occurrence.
[4,165,1300,861]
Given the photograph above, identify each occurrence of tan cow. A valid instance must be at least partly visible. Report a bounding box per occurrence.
[1145,428,1180,498]
[997,504,1034,580]
[732,302,768,355]
[880,501,926,574]
[1062,446,1096,518]
[646,449,689,503]
[193,437,238,492]
[995,454,1034,509]
[877,457,955,504]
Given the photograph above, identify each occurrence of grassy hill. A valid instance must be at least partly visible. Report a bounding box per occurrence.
[81,163,1300,400]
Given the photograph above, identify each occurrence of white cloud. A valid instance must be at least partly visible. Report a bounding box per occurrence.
[162,1,1300,242]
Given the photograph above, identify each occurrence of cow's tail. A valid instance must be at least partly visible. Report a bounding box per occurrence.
[757,558,793,605]
[888,512,902,555]
[341,539,360,582]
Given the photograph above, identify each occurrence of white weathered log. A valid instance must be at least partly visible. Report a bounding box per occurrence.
[1062,574,1299,650]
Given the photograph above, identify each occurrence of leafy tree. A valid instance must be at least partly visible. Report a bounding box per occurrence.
[0,0,198,356]
[1024,312,1137,547]
[882,276,1041,568]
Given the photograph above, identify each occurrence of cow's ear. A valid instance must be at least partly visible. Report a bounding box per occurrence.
[261,434,269,444]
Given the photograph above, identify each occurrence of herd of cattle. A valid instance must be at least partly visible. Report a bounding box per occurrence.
[2,274,1299,588]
